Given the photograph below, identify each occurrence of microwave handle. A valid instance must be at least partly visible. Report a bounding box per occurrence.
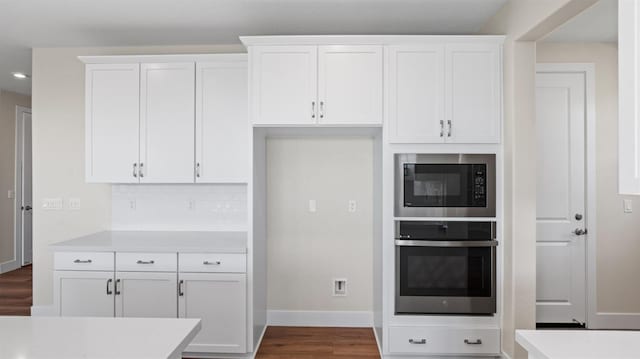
[395,240,498,247]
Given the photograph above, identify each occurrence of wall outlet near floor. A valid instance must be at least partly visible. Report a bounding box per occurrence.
[68,198,81,210]
[348,200,357,213]
[333,278,347,296]
[42,198,63,210]
[624,199,633,213]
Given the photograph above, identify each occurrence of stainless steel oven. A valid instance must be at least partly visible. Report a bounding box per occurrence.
[395,221,497,315]
[395,154,496,218]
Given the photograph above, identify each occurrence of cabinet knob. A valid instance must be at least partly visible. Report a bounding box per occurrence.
[139,163,144,178]
[319,101,325,119]
[311,101,316,119]
[133,163,137,178]
[196,163,201,178]
[447,120,452,137]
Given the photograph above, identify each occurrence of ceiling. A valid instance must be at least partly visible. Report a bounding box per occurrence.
[542,0,617,43]
[0,0,508,95]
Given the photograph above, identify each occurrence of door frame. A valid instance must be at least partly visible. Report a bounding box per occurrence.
[14,105,32,268]
[536,63,596,328]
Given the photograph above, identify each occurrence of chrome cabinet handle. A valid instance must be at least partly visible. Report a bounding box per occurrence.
[196,163,201,178]
[138,163,144,178]
[464,339,482,345]
[106,279,113,295]
[136,260,155,265]
[409,339,426,345]
[73,259,92,264]
[133,163,137,178]
[115,279,121,295]
[447,120,452,137]
[311,101,316,119]
[573,228,588,236]
[178,280,184,296]
[440,120,444,137]
[203,260,221,265]
[319,101,325,119]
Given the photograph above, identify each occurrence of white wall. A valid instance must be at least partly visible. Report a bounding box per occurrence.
[0,90,31,265]
[537,42,640,315]
[266,137,373,312]
[31,44,244,307]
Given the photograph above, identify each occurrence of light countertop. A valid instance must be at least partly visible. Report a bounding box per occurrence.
[50,230,247,253]
[516,329,640,359]
[0,316,200,359]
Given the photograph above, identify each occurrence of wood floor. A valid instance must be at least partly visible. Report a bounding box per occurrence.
[0,265,32,316]
[255,326,381,358]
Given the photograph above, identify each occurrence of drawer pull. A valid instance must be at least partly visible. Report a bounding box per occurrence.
[464,339,482,345]
[203,260,221,265]
[106,279,113,295]
[73,259,92,264]
[409,338,426,345]
[178,280,184,296]
[136,260,155,265]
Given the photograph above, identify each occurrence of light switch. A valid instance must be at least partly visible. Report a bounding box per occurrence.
[68,198,81,210]
[7,190,14,199]
[624,199,633,213]
[308,199,317,213]
[42,198,63,210]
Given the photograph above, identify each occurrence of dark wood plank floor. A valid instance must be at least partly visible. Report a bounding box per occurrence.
[255,326,381,359]
[0,265,32,316]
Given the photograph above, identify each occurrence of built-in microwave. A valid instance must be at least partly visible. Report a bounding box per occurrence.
[395,154,496,218]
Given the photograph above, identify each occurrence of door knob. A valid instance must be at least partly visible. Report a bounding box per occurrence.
[573,228,588,236]
[22,205,32,211]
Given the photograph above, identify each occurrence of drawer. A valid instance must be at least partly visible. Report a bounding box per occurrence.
[116,252,177,272]
[389,326,500,355]
[54,252,114,271]
[179,253,246,273]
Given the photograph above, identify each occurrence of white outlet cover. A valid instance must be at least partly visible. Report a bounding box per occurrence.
[308,199,317,213]
[348,200,357,213]
[333,278,347,296]
[7,190,15,199]
[68,198,81,210]
[624,199,633,213]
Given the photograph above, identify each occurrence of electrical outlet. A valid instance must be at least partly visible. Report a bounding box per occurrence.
[68,198,81,210]
[333,278,347,296]
[308,199,317,213]
[348,200,357,213]
[188,199,196,211]
[42,198,63,210]
[624,199,633,213]
[129,200,136,210]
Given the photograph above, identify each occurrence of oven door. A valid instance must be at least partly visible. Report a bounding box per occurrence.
[395,240,497,315]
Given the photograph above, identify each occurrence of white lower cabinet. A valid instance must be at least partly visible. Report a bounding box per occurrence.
[115,271,177,318]
[54,270,115,317]
[178,272,247,354]
[388,326,500,355]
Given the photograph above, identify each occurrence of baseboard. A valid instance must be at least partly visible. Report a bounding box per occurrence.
[590,312,640,329]
[0,259,20,274]
[30,305,56,317]
[267,310,373,327]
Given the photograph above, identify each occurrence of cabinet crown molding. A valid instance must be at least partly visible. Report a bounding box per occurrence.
[240,35,505,47]
[78,53,247,64]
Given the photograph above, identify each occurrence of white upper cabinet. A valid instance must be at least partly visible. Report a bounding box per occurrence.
[317,45,383,125]
[140,63,195,183]
[250,46,318,125]
[387,45,445,143]
[85,64,140,183]
[445,43,501,144]
[196,60,249,183]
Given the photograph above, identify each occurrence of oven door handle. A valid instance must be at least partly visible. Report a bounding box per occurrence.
[395,240,499,247]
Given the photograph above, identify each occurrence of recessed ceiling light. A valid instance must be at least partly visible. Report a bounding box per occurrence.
[12,72,29,79]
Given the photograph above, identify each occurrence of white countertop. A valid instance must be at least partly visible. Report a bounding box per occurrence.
[516,329,640,359]
[0,316,200,359]
[50,230,247,253]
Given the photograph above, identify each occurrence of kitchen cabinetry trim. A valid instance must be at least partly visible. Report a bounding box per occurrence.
[241,35,506,46]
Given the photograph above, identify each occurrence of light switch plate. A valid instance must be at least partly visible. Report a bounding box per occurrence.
[624,199,633,213]
[68,198,81,210]
[7,190,14,199]
[348,200,357,213]
[42,198,63,210]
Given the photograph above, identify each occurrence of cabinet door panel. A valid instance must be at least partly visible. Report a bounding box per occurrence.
[318,45,383,125]
[115,272,177,318]
[140,63,195,183]
[179,273,246,353]
[85,64,140,183]
[196,60,249,183]
[54,271,114,317]
[251,46,317,125]
[388,45,445,143]
[445,44,501,143]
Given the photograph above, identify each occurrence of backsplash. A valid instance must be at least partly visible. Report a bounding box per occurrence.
[112,184,248,231]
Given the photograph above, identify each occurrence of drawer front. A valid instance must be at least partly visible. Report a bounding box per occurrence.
[179,253,246,273]
[389,326,500,355]
[116,252,177,272]
[54,252,114,271]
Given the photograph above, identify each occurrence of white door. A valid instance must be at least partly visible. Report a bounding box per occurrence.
[140,63,195,183]
[445,44,501,143]
[115,272,177,318]
[21,111,32,265]
[387,45,445,143]
[85,64,140,183]
[54,271,115,317]
[196,60,249,183]
[250,46,317,125]
[179,273,246,353]
[536,71,587,324]
[317,45,383,125]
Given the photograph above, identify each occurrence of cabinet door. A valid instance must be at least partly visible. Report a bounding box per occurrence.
[179,273,246,353]
[140,63,195,183]
[115,272,177,318]
[387,45,445,143]
[54,271,114,317]
[318,45,383,125]
[85,64,140,183]
[250,46,317,125]
[445,44,501,143]
[196,60,249,183]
